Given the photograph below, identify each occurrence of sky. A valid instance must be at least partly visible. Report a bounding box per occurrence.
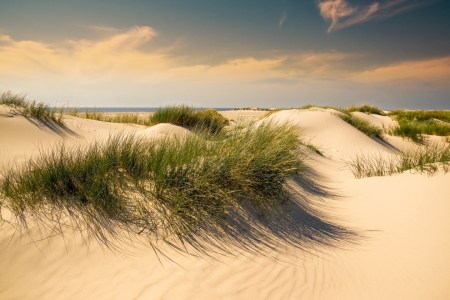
[0,0,449,109]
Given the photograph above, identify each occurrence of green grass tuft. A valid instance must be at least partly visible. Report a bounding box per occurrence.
[347,142,450,178]
[388,110,450,123]
[147,105,229,134]
[0,121,304,241]
[388,120,450,143]
[347,104,385,115]
[299,103,384,115]
[339,113,384,140]
[1,91,64,125]
[386,110,450,142]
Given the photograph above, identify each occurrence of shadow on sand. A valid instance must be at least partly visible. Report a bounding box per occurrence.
[1,155,361,265]
[3,106,80,138]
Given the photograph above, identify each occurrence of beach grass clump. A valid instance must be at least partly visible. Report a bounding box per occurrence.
[0,120,304,240]
[65,105,229,134]
[388,120,450,143]
[386,109,450,142]
[192,108,230,133]
[347,104,384,115]
[1,91,64,125]
[339,113,384,139]
[148,105,229,134]
[299,103,384,115]
[67,108,144,125]
[347,142,450,179]
[388,109,450,123]
[300,103,318,110]
[299,103,348,113]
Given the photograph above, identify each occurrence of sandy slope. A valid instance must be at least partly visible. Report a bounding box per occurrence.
[1,106,449,300]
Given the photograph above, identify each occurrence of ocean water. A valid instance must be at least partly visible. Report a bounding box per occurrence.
[67,107,234,113]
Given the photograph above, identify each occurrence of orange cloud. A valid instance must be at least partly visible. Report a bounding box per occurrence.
[355,57,450,84]
[0,27,355,83]
[0,26,168,77]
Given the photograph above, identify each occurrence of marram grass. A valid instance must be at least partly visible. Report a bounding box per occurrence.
[0,120,304,243]
[300,103,385,115]
[339,113,385,140]
[387,120,450,143]
[1,91,64,125]
[66,105,230,135]
[148,105,229,134]
[347,142,450,179]
[386,109,450,142]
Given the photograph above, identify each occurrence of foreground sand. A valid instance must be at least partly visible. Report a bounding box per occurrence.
[1,106,449,300]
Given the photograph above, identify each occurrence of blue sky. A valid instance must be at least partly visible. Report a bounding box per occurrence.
[0,0,449,109]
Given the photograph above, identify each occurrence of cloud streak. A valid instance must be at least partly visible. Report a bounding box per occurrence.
[317,0,427,32]
[279,10,287,28]
[354,56,450,84]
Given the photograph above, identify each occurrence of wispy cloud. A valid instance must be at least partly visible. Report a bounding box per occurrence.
[279,10,287,28]
[317,0,427,33]
[354,56,450,84]
[0,26,357,81]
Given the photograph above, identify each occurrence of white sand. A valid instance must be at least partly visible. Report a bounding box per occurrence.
[1,106,449,300]
[136,123,194,139]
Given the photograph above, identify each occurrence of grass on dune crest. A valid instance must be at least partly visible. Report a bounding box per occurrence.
[386,110,450,142]
[148,105,229,134]
[387,109,450,123]
[66,105,230,135]
[67,107,144,125]
[387,120,450,143]
[339,114,385,140]
[300,103,385,115]
[0,120,304,242]
[347,104,385,115]
[1,91,64,125]
[347,142,450,179]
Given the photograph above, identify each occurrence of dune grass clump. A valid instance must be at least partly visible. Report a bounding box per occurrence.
[388,109,450,123]
[388,120,450,143]
[65,105,229,134]
[339,113,384,140]
[1,91,64,125]
[300,103,318,110]
[70,108,144,125]
[148,105,229,134]
[0,121,304,241]
[347,104,384,115]
[299,103,384,115]
[347,142,450,179]
[386,110,450,142]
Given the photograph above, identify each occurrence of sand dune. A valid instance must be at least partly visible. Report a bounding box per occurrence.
[136,123,195,139]
[1,107,449,300]
[267,110,396,159]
